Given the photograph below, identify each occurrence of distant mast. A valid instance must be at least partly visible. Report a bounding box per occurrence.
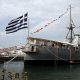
[66,5,75,43]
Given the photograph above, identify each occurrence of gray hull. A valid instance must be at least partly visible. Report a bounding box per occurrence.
[24,46,80,63]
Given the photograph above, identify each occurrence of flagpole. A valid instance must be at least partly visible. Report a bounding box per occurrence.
[27,12,29,44]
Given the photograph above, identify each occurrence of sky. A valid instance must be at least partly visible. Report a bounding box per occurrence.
[0,0,80,48]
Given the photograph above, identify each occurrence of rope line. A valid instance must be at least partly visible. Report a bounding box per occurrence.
[37,45,70,63]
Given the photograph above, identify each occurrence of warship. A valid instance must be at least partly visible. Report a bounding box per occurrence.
[22,5,80,64]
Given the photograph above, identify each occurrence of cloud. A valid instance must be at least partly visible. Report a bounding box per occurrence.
[0,31,6,36]
[0,0,80,48]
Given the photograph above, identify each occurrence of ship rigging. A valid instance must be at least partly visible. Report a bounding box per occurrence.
[66,5,75,43]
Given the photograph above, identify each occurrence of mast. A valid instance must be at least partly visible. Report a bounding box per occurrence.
[70,5,72,43]
[66,5,74,43]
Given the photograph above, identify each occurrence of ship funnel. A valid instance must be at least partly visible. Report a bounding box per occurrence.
[72,34,80,47]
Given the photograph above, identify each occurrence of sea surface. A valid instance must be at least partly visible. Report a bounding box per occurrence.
[0,61,80,80]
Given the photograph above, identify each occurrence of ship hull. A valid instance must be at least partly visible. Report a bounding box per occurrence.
[24,46,80,64]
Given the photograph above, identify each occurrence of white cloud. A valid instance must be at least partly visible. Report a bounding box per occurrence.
[0,0,80,48]
[0,31,6,36]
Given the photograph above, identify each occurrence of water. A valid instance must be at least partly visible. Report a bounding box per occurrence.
[0,61,80,80]
[0,61,24,80]
[25,64,80,80]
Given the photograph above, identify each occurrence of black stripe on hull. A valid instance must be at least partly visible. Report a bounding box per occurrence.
[24,60,72,66]
[24,60,80,66]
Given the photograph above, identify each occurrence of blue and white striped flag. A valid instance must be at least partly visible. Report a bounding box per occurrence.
[6,13,28,34]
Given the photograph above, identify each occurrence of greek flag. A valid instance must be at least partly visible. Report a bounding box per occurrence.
[6,13,28,34]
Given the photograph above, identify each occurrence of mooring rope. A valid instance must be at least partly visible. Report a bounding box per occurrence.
[46,47,69,61]
[37,45,70,63]
[4,50,22,69]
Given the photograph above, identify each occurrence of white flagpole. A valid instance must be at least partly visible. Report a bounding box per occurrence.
[27,12,29,44]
